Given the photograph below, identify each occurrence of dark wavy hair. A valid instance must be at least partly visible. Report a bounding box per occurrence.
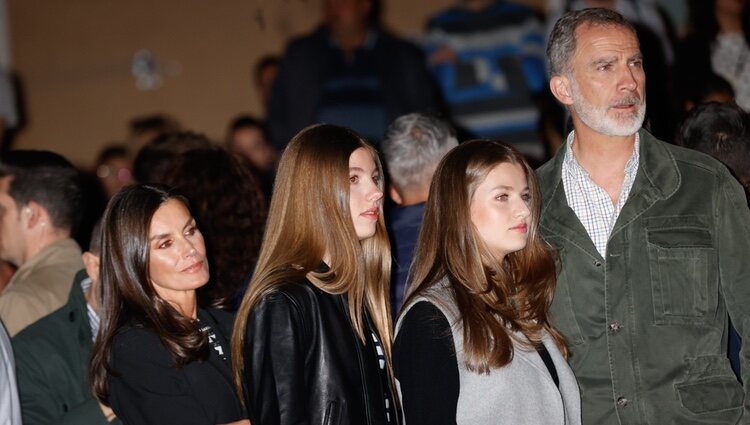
[132,131,213,184]
[90,184,209,406]
[403,140,566,374]
[162,146,267,308]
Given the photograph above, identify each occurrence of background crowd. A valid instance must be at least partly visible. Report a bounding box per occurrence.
[0,0,749,424]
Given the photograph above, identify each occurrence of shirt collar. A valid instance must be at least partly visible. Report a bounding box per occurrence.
[563,130,640,178]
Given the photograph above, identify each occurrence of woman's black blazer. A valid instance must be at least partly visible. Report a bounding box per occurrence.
[107,308,245,425]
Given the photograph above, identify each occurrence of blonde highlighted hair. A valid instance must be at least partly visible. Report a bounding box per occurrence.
[231,124,393,398]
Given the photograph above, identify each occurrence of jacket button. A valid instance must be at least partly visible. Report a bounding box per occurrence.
[609,321,623,333]
[616,396,629,407]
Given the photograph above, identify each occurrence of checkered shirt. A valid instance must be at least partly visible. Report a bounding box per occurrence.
[561,131,640,257]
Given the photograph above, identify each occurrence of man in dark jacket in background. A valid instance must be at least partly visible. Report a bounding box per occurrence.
[268,0,441,148]
[13,223,118,424]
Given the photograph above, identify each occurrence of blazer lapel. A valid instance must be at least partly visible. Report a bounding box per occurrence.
[197,310,235,386]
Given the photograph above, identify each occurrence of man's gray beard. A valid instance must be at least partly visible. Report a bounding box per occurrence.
[570,78,646,137]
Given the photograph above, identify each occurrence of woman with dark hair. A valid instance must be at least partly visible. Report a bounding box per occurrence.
[231,124,397,425]
[393,140,580,425]
[89,184,248,425]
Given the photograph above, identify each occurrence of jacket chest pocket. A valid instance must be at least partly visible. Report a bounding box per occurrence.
[646,218,718,326]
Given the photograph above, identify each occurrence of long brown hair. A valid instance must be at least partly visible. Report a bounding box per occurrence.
[403,140,567,374]
[90,184,209,405]
[231,124,392,399]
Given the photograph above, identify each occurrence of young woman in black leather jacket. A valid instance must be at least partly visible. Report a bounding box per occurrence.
[232,124,398,425]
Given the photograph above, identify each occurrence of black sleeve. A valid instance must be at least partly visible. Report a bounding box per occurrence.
[243,291,310,425]
[394,301,459,425]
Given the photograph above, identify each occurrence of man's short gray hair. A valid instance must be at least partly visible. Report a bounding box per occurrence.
[381,113,458,192]
[547,8,636,76]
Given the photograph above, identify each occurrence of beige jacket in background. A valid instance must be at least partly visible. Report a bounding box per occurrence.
[0,238,82,336]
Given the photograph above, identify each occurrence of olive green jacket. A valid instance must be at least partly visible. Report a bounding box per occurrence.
[537,129,750,424]
[12,270,116,425]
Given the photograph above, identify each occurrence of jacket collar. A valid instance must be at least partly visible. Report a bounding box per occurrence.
[537,133,599,260]
[611,129,680,236]
[64,269,96,373]
[538,129,680,258]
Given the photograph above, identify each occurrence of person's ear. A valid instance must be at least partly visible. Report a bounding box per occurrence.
[82,252,101,284]
[388,185,403,205]
[550,75,574,106]
[21,202,42,229]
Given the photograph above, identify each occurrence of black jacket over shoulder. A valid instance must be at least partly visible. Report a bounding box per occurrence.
[242,278,397,425]
[108,308,245,425]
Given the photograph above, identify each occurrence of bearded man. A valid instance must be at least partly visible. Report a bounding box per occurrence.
[537,8,750,425]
